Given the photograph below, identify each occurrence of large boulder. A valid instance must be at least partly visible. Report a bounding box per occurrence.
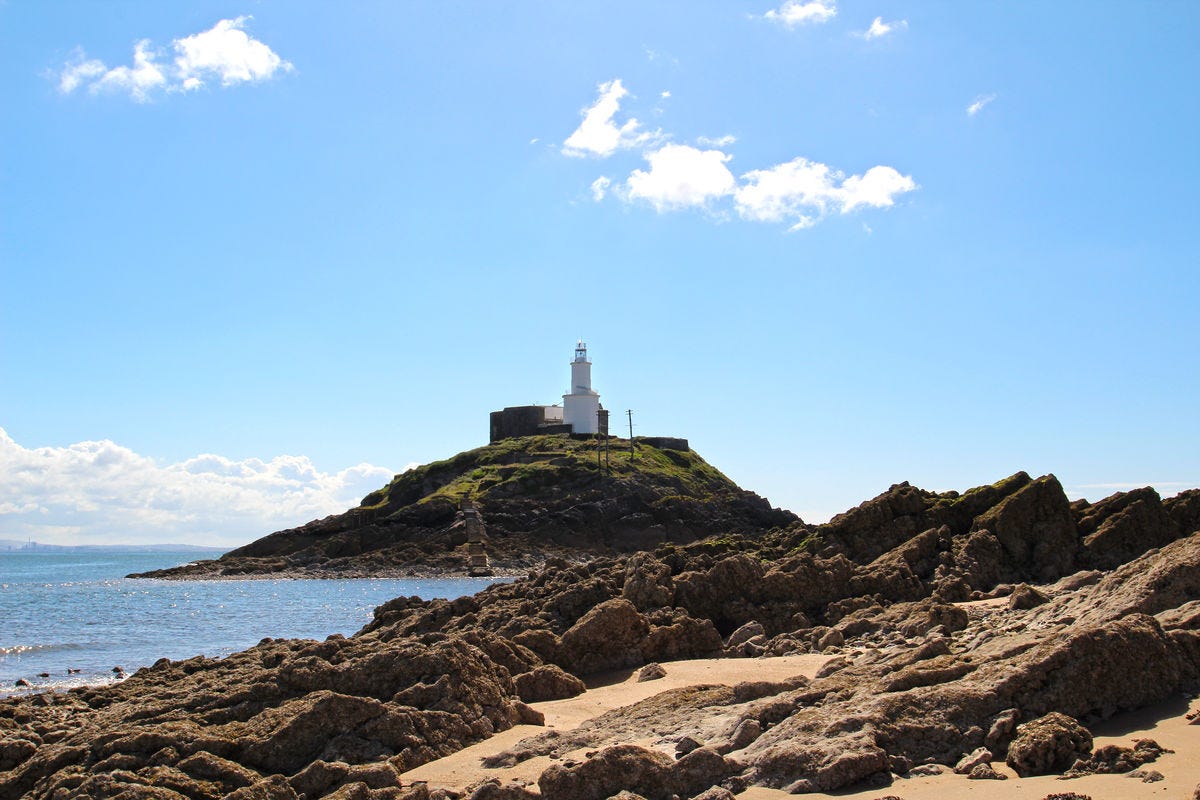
[556,599,649,675]
[1005,713,1092,776]
[513,665,586,703]
[641,610,724,662]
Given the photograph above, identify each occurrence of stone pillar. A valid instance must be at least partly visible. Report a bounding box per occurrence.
[462,501,493,577]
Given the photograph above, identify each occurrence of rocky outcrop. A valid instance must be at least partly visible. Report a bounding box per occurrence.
[6,472,1199,799]
[968,475,1077,583]
[0,633,533,799]
[1078,488,1178,569]
[132,436,796,579]
[538,744,736,800]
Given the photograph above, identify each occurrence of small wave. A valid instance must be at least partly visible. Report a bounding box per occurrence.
[0,672,114,698]
[0,642,85,656]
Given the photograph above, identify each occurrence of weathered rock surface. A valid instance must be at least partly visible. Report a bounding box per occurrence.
[0,632,537,799]
[537,744,735,800]
[1064,738,1170,776]
[5,470,1199,798]
[1005,713,1093,776]
[513,665,585,703]
[557,599,649,675]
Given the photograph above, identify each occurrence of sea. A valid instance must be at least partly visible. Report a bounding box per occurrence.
[0,551,504,696]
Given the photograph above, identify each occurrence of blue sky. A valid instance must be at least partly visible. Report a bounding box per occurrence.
[2,1,1197,545]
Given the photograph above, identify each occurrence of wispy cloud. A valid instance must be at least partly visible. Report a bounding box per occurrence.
[859,16,907,40]
[562,79,660,158]
[567,79,917,231]
[60,40,165,102]
[0,428,398,547]
[590,176,612,201]
[56,16,291,102]
[763,0,837,28]
[967,93,997,117]
[643,46,680,67]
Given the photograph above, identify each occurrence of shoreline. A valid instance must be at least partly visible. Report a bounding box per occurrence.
[5,477,1198,799]
[2,563,513,696]
[125,566,531,581]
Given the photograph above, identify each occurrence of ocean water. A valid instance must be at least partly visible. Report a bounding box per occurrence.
[0,551,503,695]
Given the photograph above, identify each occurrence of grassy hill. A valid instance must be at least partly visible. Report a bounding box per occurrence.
[131,435,796,578]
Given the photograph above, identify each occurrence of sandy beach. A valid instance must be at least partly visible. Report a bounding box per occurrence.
[403,653,1200,799]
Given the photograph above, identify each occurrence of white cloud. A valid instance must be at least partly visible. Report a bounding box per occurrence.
[0,428,397,547]
[735,157,917,230]
[735,157,838,229]
[839,165,918,212]
[561,79,917,231]
[562,79,657,158]
[860,16,907,39]
[764,0,837,28]
[590,175,612,201]
[174,16,292,90]
[967,93,997,116]
[661,90,671,99]
[625,144,736,211]
[56,17,290,102]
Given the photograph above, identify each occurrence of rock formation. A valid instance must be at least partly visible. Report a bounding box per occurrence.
[131,435,794,579]
[3,469,1199,798]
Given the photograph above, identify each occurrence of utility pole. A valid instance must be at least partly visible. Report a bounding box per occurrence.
[627,409,635,460]
[597,408,611,473]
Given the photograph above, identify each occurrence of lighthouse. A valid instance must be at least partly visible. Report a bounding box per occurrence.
[563,340,601,434]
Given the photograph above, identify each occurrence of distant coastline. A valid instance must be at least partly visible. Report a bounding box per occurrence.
[0,539,228,555]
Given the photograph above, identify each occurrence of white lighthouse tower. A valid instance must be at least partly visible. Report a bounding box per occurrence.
[563,340,601,434]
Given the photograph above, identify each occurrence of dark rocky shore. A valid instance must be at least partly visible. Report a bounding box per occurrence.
[4,444,1200,798]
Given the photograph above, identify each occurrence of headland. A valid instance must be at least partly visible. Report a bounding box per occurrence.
[4,451,1200,799]
[129,435,794,580]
